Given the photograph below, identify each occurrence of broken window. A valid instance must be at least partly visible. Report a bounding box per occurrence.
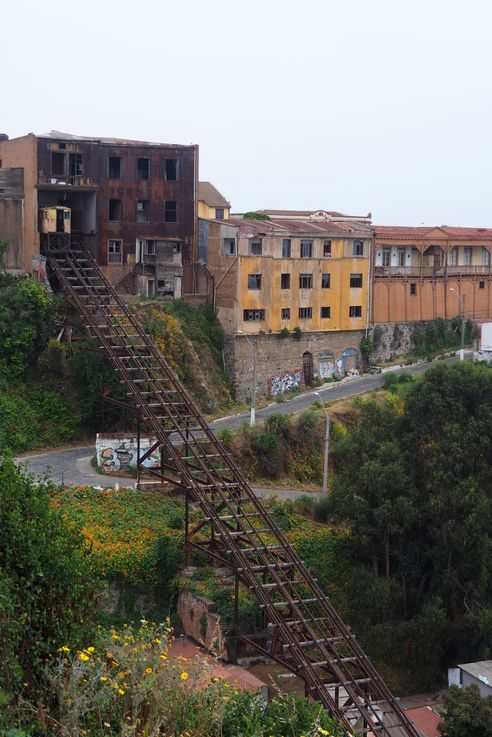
[300,239,313,258]
[108,199,122,221]
[349,305,362,317]
[323,240,332,257]
[281,273,291,289]
[410,283,417,296]
[224,238,236,256]
[107,239,122,264]
[243,309,265,321]
[299,273,313,289]
[173,242,181,254]
[164,158,178,181]
[137,157,150,180]
[108,156,122,179]
[299,307,312,319]
[136,199,151,222]
[144,240,155,256]
[282,239,291,258]
[69,153,83,177]
[51,152,65,176]
[249,238,263,255]
[321,306,331,318]
[164,200,177,222]
[248,274,262,290]
[350,273,363,288]
[281,308,291,319]
[353,240,364,256]
[321,273,331,289]
[480,281,485,289]
[215,208,225,219]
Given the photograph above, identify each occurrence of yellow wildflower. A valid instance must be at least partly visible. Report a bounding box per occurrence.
[78,652,90,662]
[160,653,168,660]
[100,676,108,682]
[118,688,125,696]
[181,672,189,681]
[57,645,70,653]
[145,667,153,674]
[86,646,95,653]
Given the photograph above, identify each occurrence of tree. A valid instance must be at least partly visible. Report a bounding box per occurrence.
[0,457,96,694]
[439,684,492,737]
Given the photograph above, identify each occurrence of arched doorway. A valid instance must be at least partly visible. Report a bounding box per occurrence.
[341,347,359,375]
[303,351,314,386]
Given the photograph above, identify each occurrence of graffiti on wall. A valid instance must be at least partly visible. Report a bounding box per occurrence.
[318,351,336,379]
[269,369,304,397]
[96,435,160,473]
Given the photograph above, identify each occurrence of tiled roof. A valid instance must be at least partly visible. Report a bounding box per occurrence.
[198,181,230,208]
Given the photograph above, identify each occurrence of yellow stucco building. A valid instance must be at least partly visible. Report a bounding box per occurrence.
[198,181,230,220]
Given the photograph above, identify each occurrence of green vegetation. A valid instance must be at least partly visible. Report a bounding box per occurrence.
[242,211,271,220]
[0,458,96,696]
[328,362,492,691]
[439,684,492,737]
[409,316,474,359]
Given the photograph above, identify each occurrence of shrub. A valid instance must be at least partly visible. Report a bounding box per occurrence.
[313,495,333,523]
[292,326,302,341]
[279,327,290,339]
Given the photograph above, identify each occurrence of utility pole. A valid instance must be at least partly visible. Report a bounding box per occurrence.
[250,339,257,426]
[322,412,330,496]
[460,295,466,361]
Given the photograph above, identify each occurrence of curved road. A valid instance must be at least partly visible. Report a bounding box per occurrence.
[16,354,466,493]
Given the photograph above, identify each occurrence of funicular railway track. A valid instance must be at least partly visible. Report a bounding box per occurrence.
[45,240,422,737]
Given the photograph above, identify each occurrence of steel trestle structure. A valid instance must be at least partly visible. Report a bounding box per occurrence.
[45,241,421,737]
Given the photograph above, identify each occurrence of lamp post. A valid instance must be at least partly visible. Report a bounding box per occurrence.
[314,392,329,496]
[449,288,466,361]
[238,331,257,426]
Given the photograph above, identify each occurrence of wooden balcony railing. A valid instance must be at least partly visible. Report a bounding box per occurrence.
[374,265,491,278]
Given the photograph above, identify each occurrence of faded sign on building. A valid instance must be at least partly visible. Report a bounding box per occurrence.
[96,433,160,473]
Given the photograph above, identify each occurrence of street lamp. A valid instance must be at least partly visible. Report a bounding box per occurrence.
[238,331,257,426]
[314,392,329,497]
[449,288,466,361]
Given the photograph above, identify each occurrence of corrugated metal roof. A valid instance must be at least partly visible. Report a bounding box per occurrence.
[38,130,194,149]
[226,216,370,237]
[458,660,492,683]
[374,225,492,239]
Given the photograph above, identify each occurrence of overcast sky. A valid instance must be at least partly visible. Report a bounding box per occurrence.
[2,0,492,225]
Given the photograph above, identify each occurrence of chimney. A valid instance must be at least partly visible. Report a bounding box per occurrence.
[0,134,9,142]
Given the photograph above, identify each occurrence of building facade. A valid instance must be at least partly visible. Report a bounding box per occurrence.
[372,225,492,323]
[200,209,373,397]
[198,181,230,220]
[0,131,198,296]
[0,166,24,271]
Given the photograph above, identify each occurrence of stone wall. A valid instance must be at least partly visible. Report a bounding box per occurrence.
[177,590,228,659]
[225,329,365,400]
[368,321,429,363]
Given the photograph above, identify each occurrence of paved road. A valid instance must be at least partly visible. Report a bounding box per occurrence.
[16,354,467,491]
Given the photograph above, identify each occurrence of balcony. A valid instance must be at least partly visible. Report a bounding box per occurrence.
[374,265,490,278]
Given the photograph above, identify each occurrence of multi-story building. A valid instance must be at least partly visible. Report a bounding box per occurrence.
[372,225,492,323]
[0,130,198,297]
[200,208,373,398]
[0,165,24,272]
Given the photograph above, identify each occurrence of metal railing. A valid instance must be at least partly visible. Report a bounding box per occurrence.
[375,264,491,277]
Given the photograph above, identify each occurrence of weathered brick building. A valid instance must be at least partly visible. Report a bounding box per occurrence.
[0,131,198,296]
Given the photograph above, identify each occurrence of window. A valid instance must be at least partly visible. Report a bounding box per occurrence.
[215,208,225,219]
[281,308,291,320]
[249,238,263,255]
[282,239,291,258]
[173,242,181,254]
[483,249,490,266]
[350,273,363,288]
[321,273,331,289]
[243,309,265,321]
[51,152,65,176]
[480,281,485,289]
[449,248,458,266]
[164,158,178,181]
[382,248,391,266]
[464,247,472,266]
[323,240,332,257]
[321,306,331,318]
[410,283,417,296]
[281,273,291,289]
[349,305,362,317]
[144,240,155,256]
[108,156,122,179]
[108,239,122,264]
[248,274,262,290]
[397,248,406,267]
[109,199,122,221]
[69,153,83,176]
[224,238,236,256]
[299,307,312,319]
[164,200,177,222]
[137,157,150,180]
[136,199,151,222]
[300,239,313,258]
[353,239,364,256]
[299,273,313,289]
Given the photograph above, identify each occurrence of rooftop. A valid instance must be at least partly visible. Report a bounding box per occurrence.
[374,225,492,239]
[225,215,372,237]
[458,660,492,685]
[24,130,195,149]
[198,181,230,208]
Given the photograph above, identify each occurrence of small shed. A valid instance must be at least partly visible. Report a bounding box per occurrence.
[39,205,71,234]
[453,660,492,697]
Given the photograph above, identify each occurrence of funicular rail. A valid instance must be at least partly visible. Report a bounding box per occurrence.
[45,243,422,737]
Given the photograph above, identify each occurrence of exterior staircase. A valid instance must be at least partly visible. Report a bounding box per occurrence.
[45,242,421,737]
